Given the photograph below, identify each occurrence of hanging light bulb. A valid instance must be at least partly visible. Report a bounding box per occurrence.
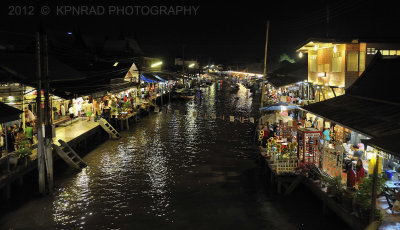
[333,45,337,53]
[299,52,303,58]
[314,44,318,51]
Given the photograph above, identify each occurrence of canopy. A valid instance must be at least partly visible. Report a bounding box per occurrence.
[140,73,165,83]
[260,113,293,124]
[260,102,299,111]
[0,102,23,123]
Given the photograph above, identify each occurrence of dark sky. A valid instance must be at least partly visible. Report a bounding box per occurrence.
[1,0,400,65]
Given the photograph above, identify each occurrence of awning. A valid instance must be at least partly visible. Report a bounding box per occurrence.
[362,133,400,156]
[300,95,400,138]
[0,102,23,123]
[140,73,164,83]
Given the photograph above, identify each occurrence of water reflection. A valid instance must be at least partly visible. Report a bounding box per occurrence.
[0,81,345,230]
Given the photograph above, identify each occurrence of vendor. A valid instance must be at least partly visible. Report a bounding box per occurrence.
[344,144,364,172]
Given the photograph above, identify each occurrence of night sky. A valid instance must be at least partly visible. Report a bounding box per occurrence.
[1,0,400,65]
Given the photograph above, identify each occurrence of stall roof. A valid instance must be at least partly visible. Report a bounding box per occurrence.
[301,95,400,138]
[0,102,23,123]
[362,133,400,156]
[346,53,400,104]
[0,52,86,84]
[267,60,307,88]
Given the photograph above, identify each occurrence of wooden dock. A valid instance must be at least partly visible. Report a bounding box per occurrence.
[258,150,367,230]
[0,119,107,200]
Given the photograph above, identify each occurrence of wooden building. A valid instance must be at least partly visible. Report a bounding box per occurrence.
[296,38,400,101]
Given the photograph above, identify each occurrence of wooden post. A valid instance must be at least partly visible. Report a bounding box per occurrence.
[370,154,379,223]
[260,20,270,109]
[43,33,53,194]
[36,32,46,195]
[22,85,25,129]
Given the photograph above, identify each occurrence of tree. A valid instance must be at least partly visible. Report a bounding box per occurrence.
[279,53,295,63]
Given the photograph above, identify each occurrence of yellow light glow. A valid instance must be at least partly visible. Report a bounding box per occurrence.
[151,61,163,67]
[113,62,119,67]
[314,45,318,51]
[317,72,325,77]
[188,63,195,68]
[333,45,337,53]
[299,52,303,58]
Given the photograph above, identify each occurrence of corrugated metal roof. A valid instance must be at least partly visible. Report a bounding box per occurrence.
[301,54,400,140]
[346,54,400,104]
[362,133,400,156]
[301,95,400,138]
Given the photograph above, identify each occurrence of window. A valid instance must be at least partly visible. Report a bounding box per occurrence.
[367,47,376,55]
[381,50,389,55]
[317,64,324,72]
[347,51,359,72]
[390,50,397,55]
[332,52,342,72]
[310,55,317,72]
[397,50,400,55]
[359,51,365,71]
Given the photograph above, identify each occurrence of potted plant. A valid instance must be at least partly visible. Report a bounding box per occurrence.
[353,174,387,222]
[324,175,345,202]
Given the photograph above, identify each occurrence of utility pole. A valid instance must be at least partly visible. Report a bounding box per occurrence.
[36,32,46,194]
[260,20,270,109]
[43,33,53,193]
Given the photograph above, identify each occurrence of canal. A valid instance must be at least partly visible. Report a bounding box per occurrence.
[0,81,346,229]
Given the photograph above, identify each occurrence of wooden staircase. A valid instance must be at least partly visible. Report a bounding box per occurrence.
[52,139,87,170]
[97,118,121,139]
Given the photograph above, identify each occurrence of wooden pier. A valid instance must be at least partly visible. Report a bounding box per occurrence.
[258,150,367,230]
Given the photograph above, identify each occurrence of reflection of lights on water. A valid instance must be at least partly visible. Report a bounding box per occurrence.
[232,84,252,112]
[53,168,91,226]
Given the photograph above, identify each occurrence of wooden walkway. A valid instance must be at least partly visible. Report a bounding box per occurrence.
[0,119,101,198]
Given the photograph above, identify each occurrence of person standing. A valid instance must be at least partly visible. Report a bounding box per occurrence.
[355,159,366,185]
[6,126,15,153]
[60,104,66,117]
[25,122,34,145]
[86,100,93,121]
[323,127,330,143]
[69,106,75,123]
[0,130,4,156]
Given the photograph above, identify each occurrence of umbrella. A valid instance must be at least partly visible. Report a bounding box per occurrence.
[260,102,298,111]
[260,113,293,124]
[0,102,23,123]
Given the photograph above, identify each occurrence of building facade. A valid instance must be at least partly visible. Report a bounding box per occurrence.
[296,38,400,101]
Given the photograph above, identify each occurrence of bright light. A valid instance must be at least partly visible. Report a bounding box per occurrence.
[113,62,119,67]
[333,45,337,53]
[314,45,318,51]
[8,96,14,101]
[325,83,328,86]
[151,61,163,67]
[210,65,214,68]
[304,80,307,82]
[317,72,326,77]
[188,63,195,68]
[299,52,303,58]
[203,65,209,68]
[67,32,72,35]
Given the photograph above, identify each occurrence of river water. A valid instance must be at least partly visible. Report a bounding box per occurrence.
[0,81,346,229]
